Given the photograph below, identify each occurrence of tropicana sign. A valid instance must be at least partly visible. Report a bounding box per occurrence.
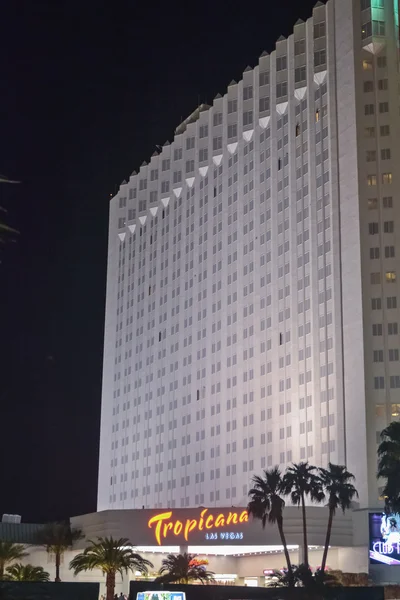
[148,508,249,545]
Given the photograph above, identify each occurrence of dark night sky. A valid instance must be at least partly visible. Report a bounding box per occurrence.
[0,0,317,523]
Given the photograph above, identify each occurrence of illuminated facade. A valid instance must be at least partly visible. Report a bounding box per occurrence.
[98,0,400,512]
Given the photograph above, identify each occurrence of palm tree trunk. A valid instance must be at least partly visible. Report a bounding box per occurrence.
[301,492,309,567]
[55,552,61,582]
[106,571,116,600]
[321,508,334,572]
[277,516,293,585]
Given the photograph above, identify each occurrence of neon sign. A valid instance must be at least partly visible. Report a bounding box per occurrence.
[148,509,249,545]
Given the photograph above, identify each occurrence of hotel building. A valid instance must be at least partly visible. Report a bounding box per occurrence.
[98,0,400,515]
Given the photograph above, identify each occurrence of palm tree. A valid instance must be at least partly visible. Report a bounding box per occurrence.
[35,521,83,582]
[154,553,214,584]
[378,421,400,513]
[6,563,50,582]
[0,542,28,579]
[248,467,293,584]
[318,463,358,572]
[70,537,153,600]
[282,462,325,568]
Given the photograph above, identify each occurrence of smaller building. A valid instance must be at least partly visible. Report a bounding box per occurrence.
[1,507,399,596]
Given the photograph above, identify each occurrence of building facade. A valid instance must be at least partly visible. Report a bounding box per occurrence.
[98,0,400,513]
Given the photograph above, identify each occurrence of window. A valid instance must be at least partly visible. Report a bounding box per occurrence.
[384,221,394,233]
[276,82,288,98]
[243,86,253,100]
[213,136,222,151]
[383,196,393,208]
[361,0,370,9]
[371,272,381,284]
[372,323,383,336]
[314,21,326,38]
[185,160,194,173]
[365,127,375,138]
[389,349,399,361]
[374,376,385,389]
[259,71,269,86]
[295,66,306,83]
[381,149,391,160]
[374,350,384,362]
[228,99,237,114]
[199,148,208,162]
[295,39,305,55]
[173,171,182,184]
[369,222,379,234]
[199,125,208,139]
[243,111,253,127]
[373,20,385,36]
[390,376,400,389]
[314,49,326,67]
[276,56,287,71]
[367,175,377,186]
[380,125,390,136]
[368,198,378,209]
[213,112,223,126]
[365,104,375,115]
[386,271,396,283]
[388,323,398,335]
[385,246,395,258]
[186,137,195,150]
[363,59,373,70]
[162,159,170,171]
[361,21,372,39]
[364,81,374,92]
[377,56,387,68]
[387,296,397,309]
[371,298,382,310]
[370,247,380,259]
[259,97,270,112]
[392,404,400,416]
[382,173,393,185]
[366,150,376,162]
[378,78,388,90]
[173,148,182,161]
[161,181,170,194]
[227,124,237,139]
[379,102,389,114]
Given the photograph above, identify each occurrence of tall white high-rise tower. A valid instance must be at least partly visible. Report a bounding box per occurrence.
[98,0,400,513]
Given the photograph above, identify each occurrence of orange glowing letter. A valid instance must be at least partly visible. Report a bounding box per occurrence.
[148,512,173,545]
[184,519,197,541]
[199,509,208,531]
[205,515,214,529]
[239,510,249,523]
[215,514,225,527]
[174,520,183,535]
[227,512,238,525]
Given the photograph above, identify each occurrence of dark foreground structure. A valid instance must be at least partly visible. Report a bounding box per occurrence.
[0,581,99,600]
[129,582,385,600]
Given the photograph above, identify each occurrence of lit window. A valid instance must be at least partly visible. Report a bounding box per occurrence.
[386,271,396,283]
[367,175,377,186]
[376,404,386,417]
[382,173,392,184]
[392,404,400,417]
[363,59,373,70]
[362,21,372,39]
